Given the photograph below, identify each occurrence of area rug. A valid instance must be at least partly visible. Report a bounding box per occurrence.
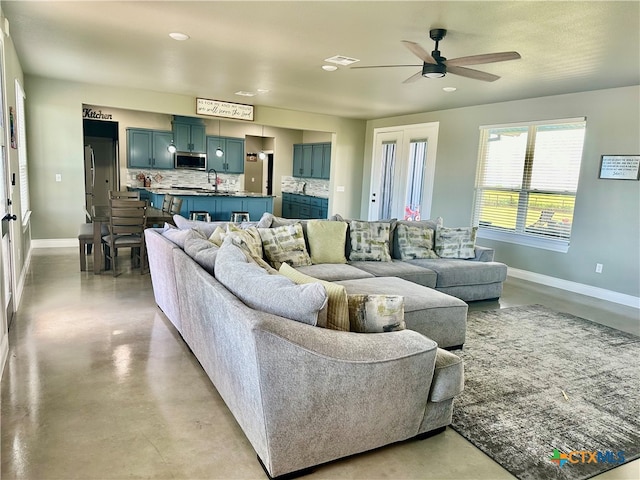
[451,304,640,480]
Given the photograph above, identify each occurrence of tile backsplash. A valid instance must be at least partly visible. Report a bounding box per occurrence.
[126,168,242,192]
[281,176,329,198]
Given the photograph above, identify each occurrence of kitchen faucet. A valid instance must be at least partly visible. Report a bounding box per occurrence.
[207,168,218,193]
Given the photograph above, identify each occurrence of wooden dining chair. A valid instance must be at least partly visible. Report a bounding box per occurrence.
[102,199,148,276]
[109,190,140,200]
[161,194,174,213]
[169,197,183,215]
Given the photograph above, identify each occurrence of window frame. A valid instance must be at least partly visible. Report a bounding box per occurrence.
[472,117,586,253]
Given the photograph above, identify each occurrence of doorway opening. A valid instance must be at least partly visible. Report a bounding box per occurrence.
[83,119,119,211]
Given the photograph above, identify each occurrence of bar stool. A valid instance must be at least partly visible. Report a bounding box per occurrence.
[190,211,212,222]
[230,211,250,223]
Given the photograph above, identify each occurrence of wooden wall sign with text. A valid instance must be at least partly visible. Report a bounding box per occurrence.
[196,98,254,121]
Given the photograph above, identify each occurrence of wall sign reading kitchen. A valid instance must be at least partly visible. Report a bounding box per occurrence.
[196,98,254,121]
[82,107,113,120]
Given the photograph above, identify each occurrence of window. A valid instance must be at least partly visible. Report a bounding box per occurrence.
[472,118,586,252]
[15,80,29,224]
[404,139,427,220]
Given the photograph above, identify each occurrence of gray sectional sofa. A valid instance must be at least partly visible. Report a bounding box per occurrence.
[144,227,465,479]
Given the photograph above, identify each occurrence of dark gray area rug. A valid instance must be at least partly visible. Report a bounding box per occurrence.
[451,304,640,480]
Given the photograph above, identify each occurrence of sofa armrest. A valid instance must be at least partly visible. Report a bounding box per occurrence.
[473,245,495,262]
[252,319,439,476]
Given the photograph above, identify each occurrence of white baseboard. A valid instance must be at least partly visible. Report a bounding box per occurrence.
[508,267,640,309]
[15,244,32,312]
[32,238,77,248]
[0,331,7,379]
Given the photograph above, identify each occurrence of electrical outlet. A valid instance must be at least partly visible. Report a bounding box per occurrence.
[595,263,603,273]
[55,174,62,182]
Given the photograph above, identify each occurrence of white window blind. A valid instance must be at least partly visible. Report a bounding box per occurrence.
[15,80,29,223]
[472,118,586,250]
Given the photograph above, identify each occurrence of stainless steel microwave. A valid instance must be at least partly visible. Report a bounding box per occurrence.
[175,152,207,171]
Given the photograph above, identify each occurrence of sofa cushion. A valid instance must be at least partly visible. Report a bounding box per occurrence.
[258,223,312,269]
[348,220,392,262]
[214,239,327,326]
[404,259,508,288]
[435,226,477,259]
[162,227,204,249]
[294,263,375,282]
[173,215,229,238]
[347,294,405,333]
[306,220,348,264]
[349,260,437,288]
[279,263,349,331]
[184,236,218,274]
[395,224,438,260]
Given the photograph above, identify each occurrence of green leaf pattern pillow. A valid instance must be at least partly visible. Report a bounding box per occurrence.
[396,224,438,260]
[435,226,478,259]
[258,223,312,269]
[348,221,392,262]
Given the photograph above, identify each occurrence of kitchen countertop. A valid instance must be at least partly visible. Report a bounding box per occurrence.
[135,186,274,198]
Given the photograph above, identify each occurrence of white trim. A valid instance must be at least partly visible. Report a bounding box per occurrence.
[508,267,640,309]
[478,228,570,253]
[0,331,8,379]
[31,238,77,248]
[14,242,32,312]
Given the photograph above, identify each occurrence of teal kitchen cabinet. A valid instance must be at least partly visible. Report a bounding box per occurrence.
[173,116,206,153]
[127,128,174,169]
[206,136,245,173]
[292,142,331,179]
[281,193,327,219]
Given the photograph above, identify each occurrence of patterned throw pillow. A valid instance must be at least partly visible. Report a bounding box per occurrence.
[279,263,350,331]
[226,224,263,259]
[395,224,438,260]
[435,226,478,259]
[348,221,392,262]
[306,220,348,264]
[258,223,312,269]
[347,294,405,333]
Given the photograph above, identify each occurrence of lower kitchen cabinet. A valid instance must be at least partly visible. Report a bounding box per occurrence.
[150,194,273,222]
[282,193,328,219]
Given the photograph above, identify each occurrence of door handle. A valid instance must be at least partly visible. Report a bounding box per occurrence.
[2,214,17,221]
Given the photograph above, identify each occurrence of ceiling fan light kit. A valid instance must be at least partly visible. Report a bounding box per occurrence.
[353,28,521,84]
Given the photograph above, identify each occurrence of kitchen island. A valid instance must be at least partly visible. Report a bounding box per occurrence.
[130,187,274,222]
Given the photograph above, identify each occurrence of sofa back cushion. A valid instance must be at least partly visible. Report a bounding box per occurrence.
[214,239,327,326]
[184,235,219,274]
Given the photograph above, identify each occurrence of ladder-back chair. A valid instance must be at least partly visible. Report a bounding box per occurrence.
[102,199,148,276]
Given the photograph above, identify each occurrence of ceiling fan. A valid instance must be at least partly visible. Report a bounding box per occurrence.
[352,28,521,83]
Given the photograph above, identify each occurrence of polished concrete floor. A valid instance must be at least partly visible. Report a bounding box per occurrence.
[2,248,639,480]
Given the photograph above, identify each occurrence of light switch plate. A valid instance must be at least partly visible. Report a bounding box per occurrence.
[55,174,62,182]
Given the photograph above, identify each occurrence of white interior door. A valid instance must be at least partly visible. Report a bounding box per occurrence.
[368,123,439,221]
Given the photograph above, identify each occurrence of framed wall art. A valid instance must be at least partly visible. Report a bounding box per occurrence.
[598,155,640,180]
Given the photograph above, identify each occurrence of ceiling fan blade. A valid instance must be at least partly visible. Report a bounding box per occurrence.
[401,40,437,64]
[445,51,521,67]
[402,71,424,84]
[351,64,422,69]
[447,65,500,82]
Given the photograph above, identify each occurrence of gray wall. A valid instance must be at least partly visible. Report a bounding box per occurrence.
[363,86,640,298]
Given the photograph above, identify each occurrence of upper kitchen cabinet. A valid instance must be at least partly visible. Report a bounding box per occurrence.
[292,142,331,179]
[127,128,174,169]
[206,136,245,173]
[172,116,206,153]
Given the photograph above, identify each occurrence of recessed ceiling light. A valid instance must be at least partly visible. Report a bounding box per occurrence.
[322,65,338,72]
[235,91,257,97]
[443,87,457,92]
[169,32,190,41]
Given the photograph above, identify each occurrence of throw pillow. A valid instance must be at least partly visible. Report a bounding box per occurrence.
[435,226,478,259]
[306,220,348,264]
[347,294,406,333]
[214,239,327,326]
[258,223,312,269]
[208,225,226,246]
[348,221,392,262]
[395,224,438,260]
[279,263,350,331]
[226,223,263,259]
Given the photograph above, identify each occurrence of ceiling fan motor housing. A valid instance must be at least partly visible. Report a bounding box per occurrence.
[422,62,446,78]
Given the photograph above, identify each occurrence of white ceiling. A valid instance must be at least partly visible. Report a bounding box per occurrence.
[3,1,639,120]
